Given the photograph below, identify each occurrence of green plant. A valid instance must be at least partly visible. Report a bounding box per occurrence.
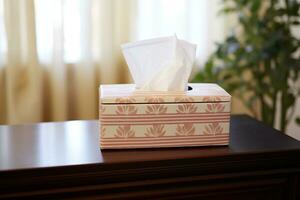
[193,0,300,132]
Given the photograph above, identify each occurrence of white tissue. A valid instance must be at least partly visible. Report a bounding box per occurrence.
[121,35,197,91]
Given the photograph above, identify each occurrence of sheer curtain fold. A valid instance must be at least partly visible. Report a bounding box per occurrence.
[3,0,42,124]
[95,0,134,84]
[0,0,134,124]
[73,0,96,119]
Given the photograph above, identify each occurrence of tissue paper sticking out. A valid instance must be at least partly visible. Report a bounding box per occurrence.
[121,35,196,91]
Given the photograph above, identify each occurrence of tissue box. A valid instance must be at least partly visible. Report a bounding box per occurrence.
[99,83,231,149]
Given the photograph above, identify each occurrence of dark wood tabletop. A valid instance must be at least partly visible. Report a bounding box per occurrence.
[0,115,300,199]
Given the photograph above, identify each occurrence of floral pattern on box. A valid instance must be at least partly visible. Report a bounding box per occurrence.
[116,105,138,115]
[100,102,230,115]
[174,97,194,102]
[99,83,231,149]
[100,126,106,137]
[101,122,230,138]
[144,97,165,103]
[115,98,138,115]
[203,123,224,135]
[101,95,232,104]
[175,123,195,136]
[205,103,225,113]
[202,96,222,102]
[145,124,166,137]
[176,103,197,113]
[115,125,135,138]
[145,104,168,114]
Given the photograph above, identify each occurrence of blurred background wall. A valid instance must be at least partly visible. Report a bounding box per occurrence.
[0,0,299,138]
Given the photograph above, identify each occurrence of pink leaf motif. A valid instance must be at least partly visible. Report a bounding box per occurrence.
[115,125,135,138]
[145,124,166,137]
[176,103,197,113]
[116,97,136,103]
[145,104,167,114]
[205,103,225,113]
[207,104,212,111]
[174,97,194,103]
[116,105,138,115]
[144,97,165,103]
[202,96,222,102]
[203,122,223,135]
[115,97,137,115]
[100,126,106,137]
[176,123,195,136]
[213,103,225,112]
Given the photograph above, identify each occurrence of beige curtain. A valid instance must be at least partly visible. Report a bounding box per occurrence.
[0,0,230,125]
[1,0,42,124]
[0,0,134,124]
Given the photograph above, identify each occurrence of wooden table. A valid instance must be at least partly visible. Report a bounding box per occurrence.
[0,115,299,199]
